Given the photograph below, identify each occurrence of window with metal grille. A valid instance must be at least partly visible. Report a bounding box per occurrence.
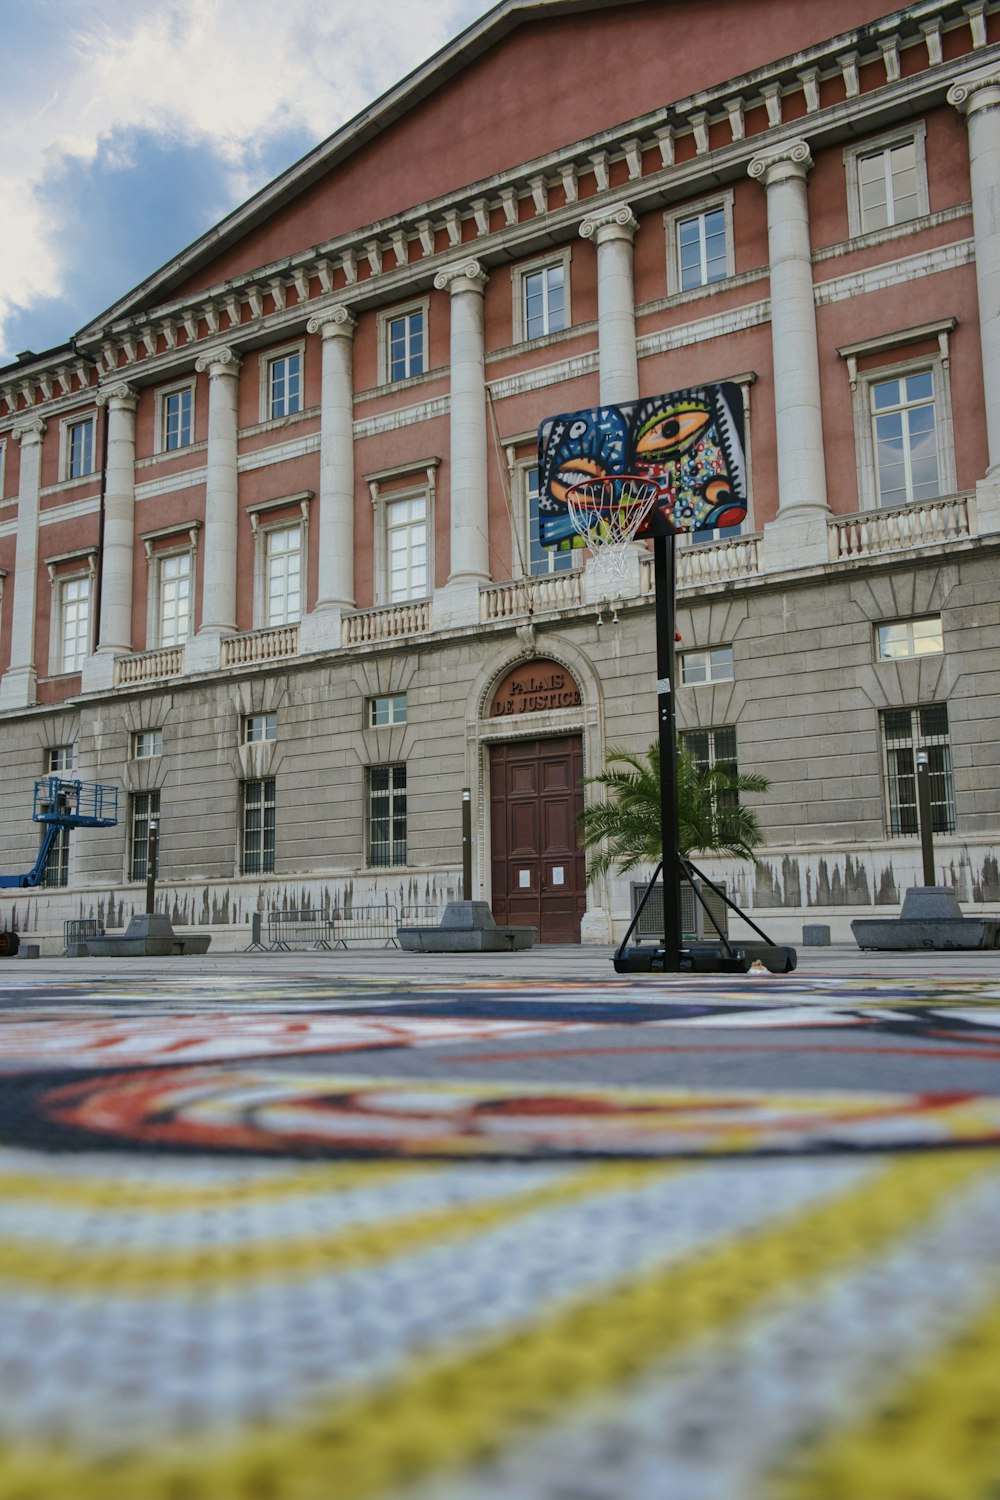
[129,790,161,882]
[680,724,739,818]
[881,704,955,837]
[241,778,276,875]
[42,742,74,888]
[367,764,407,867]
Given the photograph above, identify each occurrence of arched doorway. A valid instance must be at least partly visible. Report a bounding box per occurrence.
[486,660,587,943]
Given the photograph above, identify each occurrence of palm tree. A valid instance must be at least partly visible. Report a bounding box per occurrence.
[579,743,769,882]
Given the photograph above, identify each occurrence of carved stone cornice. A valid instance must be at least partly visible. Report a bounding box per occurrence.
[306,305,358,338]
[96,381,139,408]
[434,258,488,295]
[579,202,639,243]
[194,345,242,375]
[947,65,1000,116]
[748,137,814,186]
[12,417,46,444]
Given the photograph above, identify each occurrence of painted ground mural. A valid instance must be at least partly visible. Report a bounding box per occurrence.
[0,966,998,1499]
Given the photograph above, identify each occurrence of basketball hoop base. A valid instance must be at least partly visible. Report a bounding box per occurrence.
[614,944,753,975]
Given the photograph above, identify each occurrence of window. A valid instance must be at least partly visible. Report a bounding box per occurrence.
[0,438,6,497]
[65,417,95,480]
[156,552,192,646]
[881,704,955,837]
[267,349,302,419]
[871,371,941,507]
[241,778,276,875]
[513,253,571,343]
[386,495,427,602]
[367,764,407,866]
[388,309,425,382]
[845,126,928,239]
[681,725,738,778]
[264,524,302,625]
[244,713,277,743]
[160,385,194,452]
[58,576,91,673]
[369,694,407,726]
[43,746,73,889]
[665,193,735,296]
[129,790,161,882]
[132,729,163,759]
[524,464,577,576]
[877,617,943,660]
[681,646,735,685]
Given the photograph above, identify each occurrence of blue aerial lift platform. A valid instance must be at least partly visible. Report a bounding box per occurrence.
[0,778,119,890]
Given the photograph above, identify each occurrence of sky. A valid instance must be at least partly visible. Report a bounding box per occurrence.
[0,0,499,366]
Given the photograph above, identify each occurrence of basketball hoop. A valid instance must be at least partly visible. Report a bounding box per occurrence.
[565,474,661,588]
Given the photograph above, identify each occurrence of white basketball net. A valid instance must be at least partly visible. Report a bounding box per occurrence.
[566,477,660,589]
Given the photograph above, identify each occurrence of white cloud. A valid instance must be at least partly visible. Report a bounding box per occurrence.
[0,0,494,360]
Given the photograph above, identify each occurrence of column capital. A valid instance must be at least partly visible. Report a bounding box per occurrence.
[306,304,357,338]
[948,66,1000,116]
[434,258,488,295]
[195,345,242,376]
[96,381,139,409]
[12,416,46,445]
[579,202,639,243]
[748,138,813,186]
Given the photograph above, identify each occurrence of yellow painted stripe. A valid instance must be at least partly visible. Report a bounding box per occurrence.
[0,1160,418,1211]
[0,1152,991,1500]
[0,1159,672,1294]
[774,1284,1000,1500]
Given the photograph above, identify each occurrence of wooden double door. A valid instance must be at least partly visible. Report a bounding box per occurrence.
[489,736,586,944]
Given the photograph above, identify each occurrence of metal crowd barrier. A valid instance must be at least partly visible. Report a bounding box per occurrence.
[330,906,400,949]
[266,910,335,950]
[63,918,104,951]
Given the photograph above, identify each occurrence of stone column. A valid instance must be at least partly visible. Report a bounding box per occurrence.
[299,306,357,652]
[82,383,138,691]
[433,258,490,627]
[949,66,1000,531]
[749,139,830,570]
[579,203,640,405]
[186,346,241,671]
[0,418,45,709]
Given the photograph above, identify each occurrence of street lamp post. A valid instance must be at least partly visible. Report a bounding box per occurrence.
[915,750,936,886]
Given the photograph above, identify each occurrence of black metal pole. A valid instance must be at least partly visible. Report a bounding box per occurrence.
[461,788,472,900]
[653,534,682,965]
[145,821,158,915]
[915,750,935,885]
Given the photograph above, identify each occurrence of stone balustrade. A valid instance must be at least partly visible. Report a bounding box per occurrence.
[342,600,431,645]
[221,623,300,668]
[480,571,583,622]
[639,534,764,595]
[828,493,972,561]
[112,646,185,686]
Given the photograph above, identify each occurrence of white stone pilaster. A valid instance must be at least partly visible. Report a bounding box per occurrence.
[433,259,490,627]
[186,347,241,671]
[299,306,357,652]
[579,203,640,405]
[82,383,138,691]
[0,418,45,709]
[749,139,830,570]
[949,67,1000,531]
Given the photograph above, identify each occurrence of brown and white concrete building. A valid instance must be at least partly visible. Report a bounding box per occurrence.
[1,0,999,948]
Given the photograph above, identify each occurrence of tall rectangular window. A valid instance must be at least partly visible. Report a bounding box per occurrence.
[157,552,192,646]
[67,417,95,479]
[367,764,407,866]
[523,263,565,340]
[241,778,276,875]
[163,387,193,451]
[526,464,576,576]
[858,141,920,232]
[681,725,738,777]
[872,371,941,507]
[268,352,301,419]
[386,496,427,602]
[42,746,73,889]
[59,576,91,672]
[881,705,955,838]
[129,790,161,882]
[265,524,302,625]
[677,208,728,291]
[388,309,425,381]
